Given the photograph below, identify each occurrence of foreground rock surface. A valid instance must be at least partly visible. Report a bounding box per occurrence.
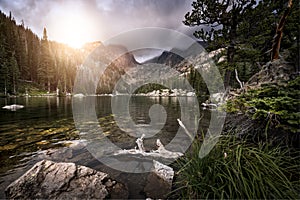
[5,160,128,199]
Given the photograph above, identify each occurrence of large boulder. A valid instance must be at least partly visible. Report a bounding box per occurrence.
[5,160,128,199]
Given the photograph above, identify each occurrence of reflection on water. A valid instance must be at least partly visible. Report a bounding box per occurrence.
[0,96,210,198]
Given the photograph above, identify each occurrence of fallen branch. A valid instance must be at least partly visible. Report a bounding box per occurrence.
[228,91,240,96]
[177,119,194,140]
[201,102,218,109]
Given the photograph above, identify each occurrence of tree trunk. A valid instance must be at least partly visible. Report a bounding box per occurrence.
[64,80,67,94]
[13,75,16,94]
[224,45,234,89]
[224,17,237,89]
[47,79,51,93]
[4,80,7,96]
[271,0,293,60]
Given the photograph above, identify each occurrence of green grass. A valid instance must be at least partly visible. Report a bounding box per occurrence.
[172,135,300,199]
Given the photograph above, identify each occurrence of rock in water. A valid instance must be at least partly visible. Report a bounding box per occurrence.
[144,160,174,199]
[2,104,24,111]
[5,160,128,199]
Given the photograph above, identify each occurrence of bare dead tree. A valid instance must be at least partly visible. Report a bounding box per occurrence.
[235,68,244,90]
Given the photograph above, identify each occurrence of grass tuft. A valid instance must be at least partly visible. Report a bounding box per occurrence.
[172,135,300,199]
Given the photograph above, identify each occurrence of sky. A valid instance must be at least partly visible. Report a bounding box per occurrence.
[0,0,198,50]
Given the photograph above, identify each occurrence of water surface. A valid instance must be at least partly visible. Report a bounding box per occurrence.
[0,96,210,198]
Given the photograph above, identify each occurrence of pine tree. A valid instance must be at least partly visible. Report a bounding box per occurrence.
[184,0,257,88]
[0,44,9,95]
[16,24,29,80]
[39,27,52,92]
[8,53,19,94]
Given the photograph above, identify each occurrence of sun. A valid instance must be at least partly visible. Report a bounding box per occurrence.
[48,10,96,48]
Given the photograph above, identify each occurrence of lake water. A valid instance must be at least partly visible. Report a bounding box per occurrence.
[0,96,210,198]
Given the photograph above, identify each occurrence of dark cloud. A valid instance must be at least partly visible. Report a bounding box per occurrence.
[0,0,55,34]
[0,0,197,41]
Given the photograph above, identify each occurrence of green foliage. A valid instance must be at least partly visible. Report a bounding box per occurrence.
[188,66,208,97]
[224,97,247,113]
[238,0,299,65]
[8,55,19,94]
[184,0,257,88]
[38,27,52,91]
[226,76,300,133]
[173,135,300,199]
[17,81,47,95]
[184,0,256,48]
[184,0,300,87]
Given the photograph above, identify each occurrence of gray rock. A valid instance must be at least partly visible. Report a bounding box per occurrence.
[5,160,128,199]
[247,59,295,87]
[2,104,24,111]
[144,160,174,199]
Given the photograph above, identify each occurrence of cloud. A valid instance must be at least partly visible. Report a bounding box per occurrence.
[0,0,197,42]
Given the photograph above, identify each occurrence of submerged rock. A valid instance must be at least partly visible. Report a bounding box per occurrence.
[5,160,128,199]
[144,160,174,199]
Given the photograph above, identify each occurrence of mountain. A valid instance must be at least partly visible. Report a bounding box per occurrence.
[146,50,184,66]
[74,43,140,94]
[144,41,207,67]
[96,45,139,94]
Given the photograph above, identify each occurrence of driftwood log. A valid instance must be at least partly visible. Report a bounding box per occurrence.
[114,134,183,159]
